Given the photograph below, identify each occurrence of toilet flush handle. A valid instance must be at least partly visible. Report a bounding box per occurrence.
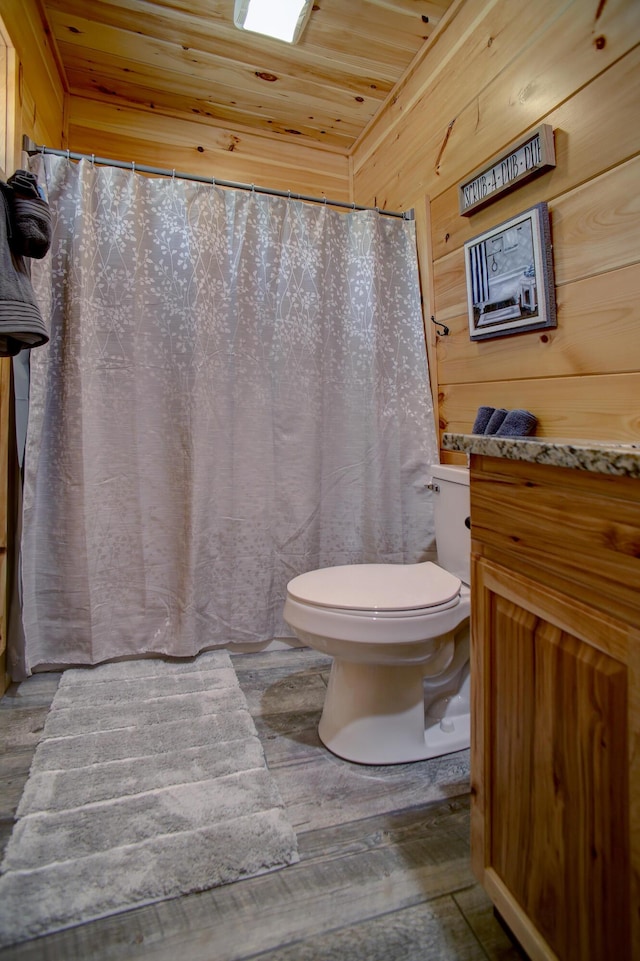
[427,482,439,492]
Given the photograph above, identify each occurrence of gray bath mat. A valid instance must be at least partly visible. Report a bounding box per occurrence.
[0,651,299,947]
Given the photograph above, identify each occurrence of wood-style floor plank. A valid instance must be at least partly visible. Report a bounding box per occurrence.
[0,648,523,960]
[238,895,493,961]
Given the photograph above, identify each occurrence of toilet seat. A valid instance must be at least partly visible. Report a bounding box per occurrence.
[286,561,461,617]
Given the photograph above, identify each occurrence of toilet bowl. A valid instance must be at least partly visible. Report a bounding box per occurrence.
[283,464,471,765]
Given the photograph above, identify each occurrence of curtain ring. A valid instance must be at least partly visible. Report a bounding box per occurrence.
[211,176,215,187]
[66,148,70,161]
[91,154,95,167]
[40,144,45,156]
[171,169,176,179]
[131,161,135,174]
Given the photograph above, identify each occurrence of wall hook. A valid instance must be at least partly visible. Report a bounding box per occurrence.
[431,315,450,336]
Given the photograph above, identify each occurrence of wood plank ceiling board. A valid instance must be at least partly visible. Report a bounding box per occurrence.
[39,0,457,153]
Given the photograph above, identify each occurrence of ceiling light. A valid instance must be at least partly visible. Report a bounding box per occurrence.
[233,0,313,44]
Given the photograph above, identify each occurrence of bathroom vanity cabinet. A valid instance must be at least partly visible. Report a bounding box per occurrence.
[467,453,639,961]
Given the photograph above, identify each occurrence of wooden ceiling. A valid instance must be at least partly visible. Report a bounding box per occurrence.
[39,0,457,153]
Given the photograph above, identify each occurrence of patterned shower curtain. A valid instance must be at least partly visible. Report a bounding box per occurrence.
[15,153,438,676]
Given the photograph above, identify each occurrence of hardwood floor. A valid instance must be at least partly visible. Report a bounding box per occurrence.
[0,647,524,960]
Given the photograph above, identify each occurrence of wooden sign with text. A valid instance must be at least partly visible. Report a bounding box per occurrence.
[458,125,555,216]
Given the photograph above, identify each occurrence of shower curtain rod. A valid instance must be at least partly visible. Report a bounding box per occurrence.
[22,137,412,220]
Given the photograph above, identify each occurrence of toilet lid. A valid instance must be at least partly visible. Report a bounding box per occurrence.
[287,562,461,612]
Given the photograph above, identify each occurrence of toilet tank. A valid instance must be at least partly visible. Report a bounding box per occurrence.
[430,464,470,585]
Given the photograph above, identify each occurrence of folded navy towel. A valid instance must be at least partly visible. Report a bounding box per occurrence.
[495,409,538,437]
[484,408,508,434]
[472,406,495,434]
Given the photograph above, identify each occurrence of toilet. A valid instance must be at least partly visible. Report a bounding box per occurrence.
[283,464,471,764]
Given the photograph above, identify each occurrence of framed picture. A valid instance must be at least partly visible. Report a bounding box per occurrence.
[464,202,556,341]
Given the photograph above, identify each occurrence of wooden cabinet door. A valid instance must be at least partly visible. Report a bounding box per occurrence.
[471,557,632,961]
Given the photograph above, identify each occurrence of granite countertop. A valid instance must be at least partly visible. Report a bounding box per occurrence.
[442,433,640,479]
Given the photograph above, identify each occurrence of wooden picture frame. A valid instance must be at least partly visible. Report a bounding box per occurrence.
[464,202,556,342]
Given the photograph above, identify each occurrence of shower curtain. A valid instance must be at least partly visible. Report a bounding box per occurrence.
[14,153,438,676]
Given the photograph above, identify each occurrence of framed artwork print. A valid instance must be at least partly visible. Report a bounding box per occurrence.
[464,202,556,341]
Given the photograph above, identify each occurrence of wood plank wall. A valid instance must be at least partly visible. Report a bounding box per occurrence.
[0,2,65,151]
[351,0,640,456]
[66,98,351,201]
